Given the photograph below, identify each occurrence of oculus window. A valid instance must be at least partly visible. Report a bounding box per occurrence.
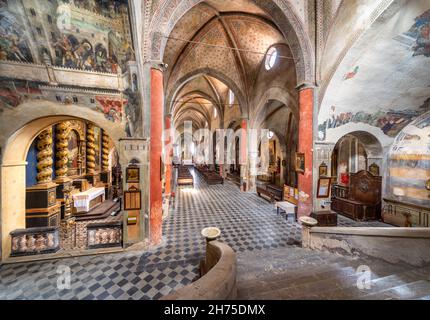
[265,47,278,70]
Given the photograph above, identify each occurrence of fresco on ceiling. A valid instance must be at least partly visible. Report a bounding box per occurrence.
[404,10,430,58]
[0,0,134,73]
[318,99,430,141]
[343,66,359,81]
[319,7,430,143]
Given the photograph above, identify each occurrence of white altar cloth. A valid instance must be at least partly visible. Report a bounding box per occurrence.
[72,187,105,213]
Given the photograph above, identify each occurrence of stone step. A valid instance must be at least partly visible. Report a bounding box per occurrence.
[248,261,430,300]
[291,266,426,300]
[237,247,430,300]
[361,280,430,300]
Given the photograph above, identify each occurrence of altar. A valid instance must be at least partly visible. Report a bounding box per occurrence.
[72,187,106,213]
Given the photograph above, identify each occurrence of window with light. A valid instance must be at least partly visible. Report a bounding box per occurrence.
[265,47,278,70]
[228,89,235,107]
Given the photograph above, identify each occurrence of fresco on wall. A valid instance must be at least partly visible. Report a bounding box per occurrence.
[0,0,134,72]
[404,10,430,58]
[0,1,33,62]
[387,112,430,206]
[95,96,127,123]
[0,77,41,110]
[318,100,429,141]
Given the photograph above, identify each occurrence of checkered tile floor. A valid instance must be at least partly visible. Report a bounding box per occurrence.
[0,167,388,300]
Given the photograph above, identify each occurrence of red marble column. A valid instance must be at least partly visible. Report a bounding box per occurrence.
[164,115,172,197]
[150,68,163,245]
[297,86,314,217]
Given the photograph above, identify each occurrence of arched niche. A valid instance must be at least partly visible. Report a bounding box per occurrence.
[331,131,383,185]
[0,114,121,262]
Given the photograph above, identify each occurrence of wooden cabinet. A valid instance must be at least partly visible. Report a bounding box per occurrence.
[331,171,382,221]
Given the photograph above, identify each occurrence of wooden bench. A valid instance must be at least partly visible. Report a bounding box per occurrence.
[177,166,194,186]
[195,166,224,185]
[257,184,283,203]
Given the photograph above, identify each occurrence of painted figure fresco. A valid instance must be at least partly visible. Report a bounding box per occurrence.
[318,98,430,141]
[0,5,33,63]
[0,78,41,110]
[0,0,132,72]
[405,9,430,58]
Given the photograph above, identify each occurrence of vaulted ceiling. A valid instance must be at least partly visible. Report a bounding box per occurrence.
[163,0,289,130]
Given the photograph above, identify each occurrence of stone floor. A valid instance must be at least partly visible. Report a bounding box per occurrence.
[0,167,389,300]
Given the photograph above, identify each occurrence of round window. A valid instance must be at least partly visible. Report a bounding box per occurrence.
[265,47,278,70]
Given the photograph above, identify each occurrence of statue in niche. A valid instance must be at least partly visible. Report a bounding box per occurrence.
[124,88,140,137]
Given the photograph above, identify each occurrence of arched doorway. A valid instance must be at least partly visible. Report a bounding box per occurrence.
[330,131,384,221]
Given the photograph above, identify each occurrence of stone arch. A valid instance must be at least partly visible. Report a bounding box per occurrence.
[167,67,247,118]
[251,86,298,130]
[332,131,383,160]
[147,0,314,85]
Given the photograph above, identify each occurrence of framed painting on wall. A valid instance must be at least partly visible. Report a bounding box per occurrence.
[295,153,305,173]
[369,163,380,176]
[319,162,328,177]
[126,167,139,183]
[317,177,332,198]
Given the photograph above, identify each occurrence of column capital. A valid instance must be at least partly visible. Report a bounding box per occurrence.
[296,82,317,91]
[146,60,168,72]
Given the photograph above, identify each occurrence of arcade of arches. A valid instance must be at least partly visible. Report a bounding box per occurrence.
[0,0,429,300]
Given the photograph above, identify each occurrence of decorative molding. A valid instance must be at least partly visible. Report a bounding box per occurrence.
[39,85,122,96]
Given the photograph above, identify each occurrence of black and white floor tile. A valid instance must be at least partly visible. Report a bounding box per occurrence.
[0,167,388,300]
